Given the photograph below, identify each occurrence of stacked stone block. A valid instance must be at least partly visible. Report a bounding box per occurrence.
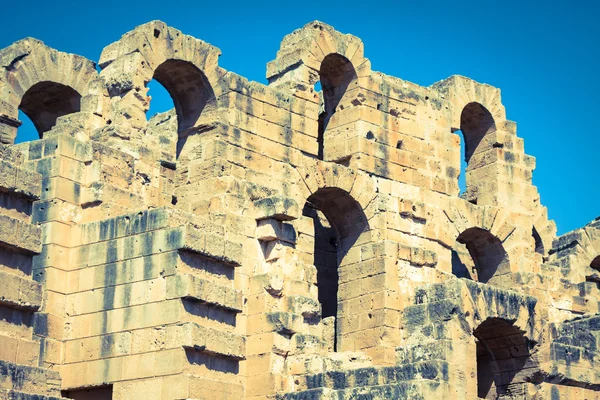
[0,144,70,399]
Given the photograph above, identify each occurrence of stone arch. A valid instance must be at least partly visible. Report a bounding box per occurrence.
[266,21,369,88]
[0,38,97,143]
[19,81,82,135]
[457,102,497,204]
[454,227,510,284]
[303,188,371,317]
[317,53,358,160]
[152,59,216,134]
[460,102,496,164]
[303,187,371,352]
[474,318,536,399]
[98,21,227,158]
[293,161,378,222]
[291,161,380,352]
[433,75,506,132]
[266,22,370,162]
[432,76,506,204]
[442,202,518,284]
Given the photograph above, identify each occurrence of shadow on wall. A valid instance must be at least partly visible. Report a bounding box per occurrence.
[14,81,82,144]
[453,227,509,283]
[475,318,535,399]
[316,54,357,161]
[587,256,600,286]
[146,59,216,161]
[302,187,369,352]
[62,385,112,400]
[454,102,497,204]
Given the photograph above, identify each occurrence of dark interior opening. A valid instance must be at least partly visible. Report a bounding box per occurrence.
[455,102,496,202]
[587,256,600,286]
[19,81,82,137]
[475,318,532,399]
[302,187,369,351]
[150,59,215,158]
[591,256,600,271]
[451,249,472,279]
[532,227,544,255]
[460,102,496,164]
[62,385,113,400]
[456,227,509,283]
[317,54,357,160]
[317,111,327,160]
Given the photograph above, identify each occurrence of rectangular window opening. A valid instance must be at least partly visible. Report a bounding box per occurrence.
[62,385,113,400]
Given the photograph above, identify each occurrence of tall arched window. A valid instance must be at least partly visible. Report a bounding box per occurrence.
[454,227,509,283]
[474,318,533,398]
[302,187,369,351]
[455,102,496,204]
[15,110,38,144]
[146,59,216,160]
[17,81,82,140]
[316,54,357,161]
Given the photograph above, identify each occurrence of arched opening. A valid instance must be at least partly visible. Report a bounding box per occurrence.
[532,227,544,255]
[455,103,496,204]
[146,78,178,159]
[455,227,509,283]
[474,318,534,398]
[587,256,600,286]
[14,110,38,144]
[302,187,369,351]
[457,132,468,194]
[147,59,215,159]
[451,248,472,280]
[147,79,174,117]
[18,81,82,138]
[316,54,357,161]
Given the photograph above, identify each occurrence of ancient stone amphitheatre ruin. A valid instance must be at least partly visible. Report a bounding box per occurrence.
[0,20,598,399]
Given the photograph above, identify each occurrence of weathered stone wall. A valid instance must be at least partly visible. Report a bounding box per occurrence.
[0,20,597,399]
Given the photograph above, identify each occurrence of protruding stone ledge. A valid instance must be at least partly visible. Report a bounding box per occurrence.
[266,312,303,335]
[254,196,299,221]
[0,160,42,200]
[293,360,450,393]
[0,270,42,311]
[0,115,21,145]
[0,215,42,254]
[0,359,63,396]
[257,218,297,244]
[166,274,243,313]
[178,322,245,360]
[70,208,242,267]
[181,227,243,267]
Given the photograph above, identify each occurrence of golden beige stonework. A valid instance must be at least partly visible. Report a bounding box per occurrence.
[0,20,598,400]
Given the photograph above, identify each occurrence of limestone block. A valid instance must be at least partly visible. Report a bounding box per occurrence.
[254,196,300,221]
[0,270,42,311]
[166,274,243,313]
[257,219,297,245]
[178,323,245,360]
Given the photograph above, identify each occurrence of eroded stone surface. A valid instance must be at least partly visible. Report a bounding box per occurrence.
[0,20,597,400]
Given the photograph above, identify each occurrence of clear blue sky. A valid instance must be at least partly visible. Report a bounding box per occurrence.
[1,0,597,235]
